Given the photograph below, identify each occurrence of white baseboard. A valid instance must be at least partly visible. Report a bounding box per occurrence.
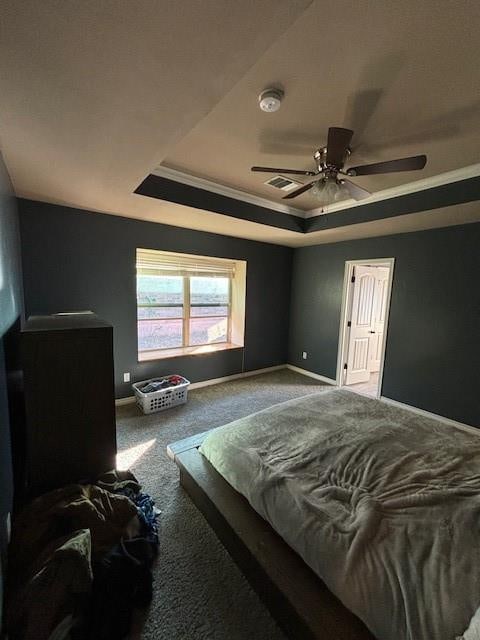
[115,364,287,406]
[188,365,286,390]
[380,396,479,437]
[286,364,337,386]
[115,396,137,406]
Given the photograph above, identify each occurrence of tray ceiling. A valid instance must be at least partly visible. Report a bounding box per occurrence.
[161,0,480,213]
[1,0,480,247]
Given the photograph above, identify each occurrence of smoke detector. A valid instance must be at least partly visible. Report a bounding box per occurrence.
[258,88,284,113]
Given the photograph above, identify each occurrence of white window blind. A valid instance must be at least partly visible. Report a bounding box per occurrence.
[136,248,236,277]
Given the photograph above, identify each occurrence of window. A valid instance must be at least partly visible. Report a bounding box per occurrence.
[136,249,246,360]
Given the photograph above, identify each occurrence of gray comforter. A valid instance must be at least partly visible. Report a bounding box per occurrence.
[199,389,480,640]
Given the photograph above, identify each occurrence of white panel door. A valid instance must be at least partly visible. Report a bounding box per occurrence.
[369,267,390,372]
[345,266,377,385]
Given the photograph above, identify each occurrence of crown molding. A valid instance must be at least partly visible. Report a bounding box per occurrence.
[152,165,305,218]
[151,162,480,225]
[305,162,480,218]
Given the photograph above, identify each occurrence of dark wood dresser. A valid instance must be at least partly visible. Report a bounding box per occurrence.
[22,313,117,497]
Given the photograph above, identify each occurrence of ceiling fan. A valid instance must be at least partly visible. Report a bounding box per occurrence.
[251,127,427,202]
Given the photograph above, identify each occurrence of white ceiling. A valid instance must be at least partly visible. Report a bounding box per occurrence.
[162,0,480,212]
[1,0,480,247]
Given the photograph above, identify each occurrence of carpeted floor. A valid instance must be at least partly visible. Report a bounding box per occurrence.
[116,368,329,640]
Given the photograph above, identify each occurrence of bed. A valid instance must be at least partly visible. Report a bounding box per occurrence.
[169,388,480,640]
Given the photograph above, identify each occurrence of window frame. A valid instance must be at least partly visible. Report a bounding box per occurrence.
[137,274,232,354]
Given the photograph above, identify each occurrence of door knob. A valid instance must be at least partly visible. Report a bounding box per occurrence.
[369,330,376,334]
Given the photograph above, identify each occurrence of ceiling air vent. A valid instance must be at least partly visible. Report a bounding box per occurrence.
[264,175,301,192]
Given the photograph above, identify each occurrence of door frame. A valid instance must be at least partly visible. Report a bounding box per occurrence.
[335,258,395,399]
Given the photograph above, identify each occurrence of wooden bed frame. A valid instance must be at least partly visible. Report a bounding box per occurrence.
[168,432,375,640]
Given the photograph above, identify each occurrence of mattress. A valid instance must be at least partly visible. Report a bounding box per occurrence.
[199,388,480,640]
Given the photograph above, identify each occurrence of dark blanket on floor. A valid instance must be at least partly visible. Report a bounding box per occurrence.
[6,470,159,640]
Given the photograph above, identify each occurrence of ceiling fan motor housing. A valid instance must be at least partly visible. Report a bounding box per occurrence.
[250,125,427,202]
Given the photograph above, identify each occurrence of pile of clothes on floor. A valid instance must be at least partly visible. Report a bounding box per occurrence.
[139,375,185,393]
[6,470,159,640]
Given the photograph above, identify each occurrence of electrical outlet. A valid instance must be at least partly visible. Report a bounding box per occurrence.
[302,351,308,360]
[123,372,130,383]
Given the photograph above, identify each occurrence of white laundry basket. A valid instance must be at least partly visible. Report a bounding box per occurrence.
[132,375,190,414]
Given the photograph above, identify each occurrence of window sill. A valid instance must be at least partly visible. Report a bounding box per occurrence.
[138,342,243,362]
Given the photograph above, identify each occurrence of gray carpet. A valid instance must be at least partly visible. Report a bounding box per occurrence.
[116,368,328,640]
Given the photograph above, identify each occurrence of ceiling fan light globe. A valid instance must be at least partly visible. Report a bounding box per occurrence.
[311,178,346,205]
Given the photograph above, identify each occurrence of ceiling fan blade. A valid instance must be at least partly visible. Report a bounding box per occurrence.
[348,154,427,176]
[251,166,317,176]
[282,181,316,200]
[342,179,371,201]
[326,127,354,167]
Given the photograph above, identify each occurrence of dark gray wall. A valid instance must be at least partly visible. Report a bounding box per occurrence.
[18,199,292,398]
[289,222,480,427]
[0,153,24,620]
[306,176,480,233]
[136,174,305,233]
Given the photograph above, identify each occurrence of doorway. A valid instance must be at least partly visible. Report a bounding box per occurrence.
[336,258,394,399]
